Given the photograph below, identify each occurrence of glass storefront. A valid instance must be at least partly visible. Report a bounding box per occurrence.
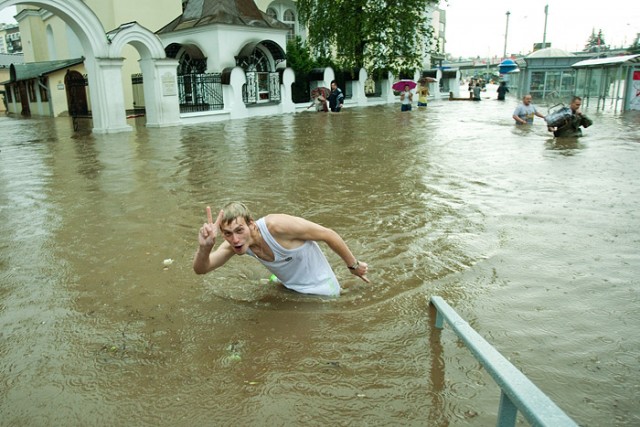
[530,70,575,100]
[574,66,629,110]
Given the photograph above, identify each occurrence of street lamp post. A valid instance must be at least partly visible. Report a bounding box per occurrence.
[503,11,511,58]
[543,5,549,48]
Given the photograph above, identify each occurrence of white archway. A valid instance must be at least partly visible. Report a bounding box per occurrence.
[0,0,109,56]
[107,22,180,128]
[0,0,180,132]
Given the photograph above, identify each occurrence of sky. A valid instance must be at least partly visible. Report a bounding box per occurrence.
[0,5,16,25]
[440,0,640,59]
[1,1,638,59]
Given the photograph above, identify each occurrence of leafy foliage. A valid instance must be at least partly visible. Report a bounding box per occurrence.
[286,36,318,75]
[584,29,608,52]
[297,0,438,76]
[286,37,318,103]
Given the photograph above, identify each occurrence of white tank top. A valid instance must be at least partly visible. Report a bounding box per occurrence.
[247,218,340,296]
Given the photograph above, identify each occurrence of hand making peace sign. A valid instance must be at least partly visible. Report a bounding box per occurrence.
[198,206,224,249]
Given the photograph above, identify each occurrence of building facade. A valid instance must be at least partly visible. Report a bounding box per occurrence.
[15,0,182,111]
[254,0,302,44]
[0,22,21,54]
[1,0,448,132]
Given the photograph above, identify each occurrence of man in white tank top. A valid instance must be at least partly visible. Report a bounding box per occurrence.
[193,202,369,296]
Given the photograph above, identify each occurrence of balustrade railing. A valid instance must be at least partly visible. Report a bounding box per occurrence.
[430,296,578,427]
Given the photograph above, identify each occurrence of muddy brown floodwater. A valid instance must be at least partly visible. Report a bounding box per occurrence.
[1,89,639,426]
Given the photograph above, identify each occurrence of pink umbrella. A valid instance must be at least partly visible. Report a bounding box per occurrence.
[392,80,417,91]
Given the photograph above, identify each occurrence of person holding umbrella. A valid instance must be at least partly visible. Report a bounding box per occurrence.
[392,79,417,112]
[400,84,413,111]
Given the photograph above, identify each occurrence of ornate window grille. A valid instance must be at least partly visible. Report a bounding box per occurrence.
[242,71,280,105]
[239,47,281,105]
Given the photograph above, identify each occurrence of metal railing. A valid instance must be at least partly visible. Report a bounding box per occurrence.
[177,73,224,113]
[430,296,578,427]
[130,72,224,113]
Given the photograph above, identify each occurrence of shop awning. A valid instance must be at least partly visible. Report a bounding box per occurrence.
[572,54,640,68]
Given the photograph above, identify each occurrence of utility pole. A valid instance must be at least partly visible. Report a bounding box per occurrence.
[503,11,510,58]
[542,4,549,47]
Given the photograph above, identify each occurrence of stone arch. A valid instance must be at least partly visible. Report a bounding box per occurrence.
[283,9,295,21]
[266,0,298,17]
[235,40,286,104]
[0,0,119,132]
[106,22,167,60]
[0,0,179,132]
[106,22,181,128]
[266,7,277,19]
[236,40,286,71]
[165,42,208,75]
[0,0,108,58]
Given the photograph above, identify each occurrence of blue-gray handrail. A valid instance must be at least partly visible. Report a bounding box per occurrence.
[430,296,578,427]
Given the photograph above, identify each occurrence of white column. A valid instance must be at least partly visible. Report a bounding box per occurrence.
[323,67,335,89]
[381,72,395,103]
[86,57,131,133]
[352,68,368,106]
[434,69,443,100]
[279,67,295,114]
[450,69,461,98]
[224,66,248,120]
[139,58,181,128]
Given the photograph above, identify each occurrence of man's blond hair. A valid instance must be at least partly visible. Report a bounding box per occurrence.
[221,202,253,226]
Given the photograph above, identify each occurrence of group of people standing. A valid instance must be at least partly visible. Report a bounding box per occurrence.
[311,77,432,114]
[400,78,430,112]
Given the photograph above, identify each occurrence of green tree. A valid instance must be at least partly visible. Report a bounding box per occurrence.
[286,36,318,75]
[584,29,608,52]
[286,36,319,102]
[297,0,437,76]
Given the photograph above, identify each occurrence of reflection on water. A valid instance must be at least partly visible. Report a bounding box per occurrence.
[1,93,639,425]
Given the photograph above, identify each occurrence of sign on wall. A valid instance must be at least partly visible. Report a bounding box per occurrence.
[162,73,177,96]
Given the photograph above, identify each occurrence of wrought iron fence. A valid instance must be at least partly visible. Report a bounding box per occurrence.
[130,72,224,114]
[177,73,224,113]
[131,73,145,111]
